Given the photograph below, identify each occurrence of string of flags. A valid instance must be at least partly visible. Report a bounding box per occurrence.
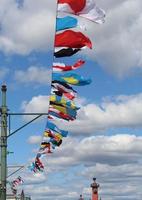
[9,176,24,196]
[7,1,105,196]
[29,0,106,173]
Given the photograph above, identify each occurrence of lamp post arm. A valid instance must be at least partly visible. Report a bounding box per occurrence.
[7,166,24,179]
[7,114,44,138]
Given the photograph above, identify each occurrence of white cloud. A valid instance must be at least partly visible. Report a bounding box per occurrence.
[82,163,142,200]
[0,0,142,78]
[0,0,56,54]
[21,93,142,134]
[23,172,47,185]
[14,66,51,85]
[63,93,142,134]
[44,134,142,168]
[21,134,142,200]
[82,163,142,182]
[28,135,42,144]
[84,0,142,77]
[22,95,49,113]
[24,185,66,200]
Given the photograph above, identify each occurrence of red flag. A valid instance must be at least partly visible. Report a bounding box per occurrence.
[58,0,86,13]
[55,30,92,49]
[53,60,85,72]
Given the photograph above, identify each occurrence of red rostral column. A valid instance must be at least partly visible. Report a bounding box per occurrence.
[90,178,100,200]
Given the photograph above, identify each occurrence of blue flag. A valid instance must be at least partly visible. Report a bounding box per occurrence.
[53,72,92,86]
[46,121,68,137]
[56,16,78,32]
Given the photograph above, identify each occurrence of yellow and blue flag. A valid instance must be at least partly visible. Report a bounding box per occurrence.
[53,72,92,86]
[50,94,80,110]
[50,104,77,119]
[46,120,68,137]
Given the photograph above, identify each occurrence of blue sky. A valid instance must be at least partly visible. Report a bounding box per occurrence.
[0,0,142,200]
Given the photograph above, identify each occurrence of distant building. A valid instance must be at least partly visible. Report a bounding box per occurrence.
[78,194,84,200]
[90,178,99,200]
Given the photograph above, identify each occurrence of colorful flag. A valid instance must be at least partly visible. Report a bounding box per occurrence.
[46,120,68,137]
[43,130,63,141]
[11,187,17,196]
[28,162,37,173]
[56,16,78,31]
[54,47,81,58]
[53,60,85,72]
[50,103,77,119]
[43,129,55,138]
[43,131,63,149]
[11,176,24,195]
[58,0,105,24]
[35,157,44,172]
[55,30,92,49]
[50,94,80,110]
[50,137,62,147]
[49,108,75,121]
[12,176,23,187]
[37,145,52,156]
[52,89,76,100]
[52,80,77,100]
[53,72,92,86]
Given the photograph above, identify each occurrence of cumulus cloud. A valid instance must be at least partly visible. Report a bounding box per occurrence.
[84,0,142,77]
[82,163,142,200]
[22,95,49,113]
[21,134,142,200]
[82,163,142,182]
[19,93,142,199]
[21,93,142,133]
[0,0,142,78]
[0,0,56,54]
[23,172,47,185]
[21,95,49,121]
[24,185,67,200]
[14,66,52,85]
[64,93,142,134]
[44,134,142,168]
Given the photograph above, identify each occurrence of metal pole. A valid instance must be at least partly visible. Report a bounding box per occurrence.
[0,84,8,200]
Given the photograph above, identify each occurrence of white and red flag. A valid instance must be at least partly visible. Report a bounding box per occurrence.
[53,60,85,72]
[58,0,105,24]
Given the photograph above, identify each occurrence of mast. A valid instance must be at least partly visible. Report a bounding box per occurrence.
[0,85,8,200]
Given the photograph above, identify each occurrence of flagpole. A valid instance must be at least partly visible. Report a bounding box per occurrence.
[0,84,8,200]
